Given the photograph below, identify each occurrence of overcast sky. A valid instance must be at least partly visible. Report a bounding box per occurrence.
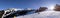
[0,0,60,10]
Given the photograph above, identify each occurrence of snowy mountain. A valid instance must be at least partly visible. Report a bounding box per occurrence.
[16,9,60,18]
[2,8,60,18]
[2,8,35,18]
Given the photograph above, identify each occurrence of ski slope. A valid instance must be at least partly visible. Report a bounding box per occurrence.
[16,9,60,18]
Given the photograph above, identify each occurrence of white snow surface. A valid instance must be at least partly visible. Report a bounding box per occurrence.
[16,9,60,18]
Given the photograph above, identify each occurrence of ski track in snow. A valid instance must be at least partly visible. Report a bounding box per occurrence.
[16,9,60,18]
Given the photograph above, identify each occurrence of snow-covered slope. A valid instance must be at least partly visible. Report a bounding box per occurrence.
[16,9,60,18]
[2,8,60,18]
